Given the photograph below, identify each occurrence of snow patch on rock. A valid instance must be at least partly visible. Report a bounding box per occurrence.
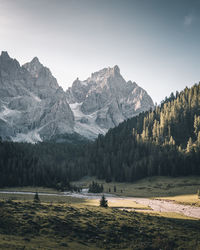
[12,130,42,144]
[70,102,107,139]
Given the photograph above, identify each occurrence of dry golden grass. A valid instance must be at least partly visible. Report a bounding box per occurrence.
[84,198,150,209]
[135,210,199,220]
[157,194,200,207]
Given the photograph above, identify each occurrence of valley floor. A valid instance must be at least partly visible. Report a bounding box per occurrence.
[0,176,200,249]
[72,175,200,199]
[0,199,200,250]
[0,189,200,219]
[0,175,200,219]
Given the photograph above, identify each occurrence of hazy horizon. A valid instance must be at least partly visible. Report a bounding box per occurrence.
[1,0,200,103]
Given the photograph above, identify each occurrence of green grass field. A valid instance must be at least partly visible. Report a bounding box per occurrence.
[0,176,200,249]
[0,186,59,193]
[0,192,85,204]
[71,175,200,208]
[0,199,199,250]
[1,175,199,208]
[1,175,199,199]
[72,175,200,198]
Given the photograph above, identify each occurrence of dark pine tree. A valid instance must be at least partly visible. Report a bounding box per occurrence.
[100,195,108,208]
[34,192,40,202]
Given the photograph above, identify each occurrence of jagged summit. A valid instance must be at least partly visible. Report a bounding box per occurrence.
[0,51,21,77]
[113,64,120,73]
[1,51,10,59]
[23,57,43,78]
[31,56,40,64]
[0,51,20,68]
[113,65,120,75]
[66,65,154,139]
[90,65,121,82]
[23,57,60,91]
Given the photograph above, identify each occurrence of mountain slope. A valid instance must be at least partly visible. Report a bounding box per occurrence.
[84,83,200,181]
[66,65,154,138]
[0,52,74,142]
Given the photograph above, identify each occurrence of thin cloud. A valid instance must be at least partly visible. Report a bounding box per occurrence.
[184,14,194,27]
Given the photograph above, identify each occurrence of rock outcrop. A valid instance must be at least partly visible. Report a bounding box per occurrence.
[0,52,74,143]
[66,65,154,138]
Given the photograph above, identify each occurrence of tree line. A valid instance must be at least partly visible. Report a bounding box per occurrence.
[0,139,88,188]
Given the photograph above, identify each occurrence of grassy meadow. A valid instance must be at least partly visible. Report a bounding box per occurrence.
[0,176,200,249]
[0,199,200,250]
[0,191,85,204]
[72,175,200,197]
[72,175,200,206]
[84,198,150,210]
[156,194,200,207]
[1,175,199,199]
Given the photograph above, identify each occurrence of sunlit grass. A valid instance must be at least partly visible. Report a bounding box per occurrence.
[85,198,150,210]
[135,210,199,220]
[157,194,200,207]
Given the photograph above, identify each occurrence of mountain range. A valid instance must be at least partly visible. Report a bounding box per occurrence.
[0,51,154,142]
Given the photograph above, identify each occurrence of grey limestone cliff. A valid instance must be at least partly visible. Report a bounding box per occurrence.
[66,65,154,139]
[0,52,74,142]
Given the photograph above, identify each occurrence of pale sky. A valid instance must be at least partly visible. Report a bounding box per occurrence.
[0,0,200,103]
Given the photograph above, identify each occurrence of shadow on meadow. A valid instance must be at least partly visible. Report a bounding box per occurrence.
[0,200,200,249]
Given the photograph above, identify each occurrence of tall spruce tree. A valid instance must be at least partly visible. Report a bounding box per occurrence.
[100,195,108,208]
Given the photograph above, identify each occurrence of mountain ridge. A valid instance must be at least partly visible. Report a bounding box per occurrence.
[0,51,154,142]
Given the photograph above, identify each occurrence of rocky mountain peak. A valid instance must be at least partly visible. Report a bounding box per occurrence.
[0,51,10,60]
[0,51,21,78]
[23,57,60,91]
[73,77,81,85]
[113,65,120,75]
[31,56,40,64]
[23,57,43,78]
[89,65,122,87]
[66,65,154,139]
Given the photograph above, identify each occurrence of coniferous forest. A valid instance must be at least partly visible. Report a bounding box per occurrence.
[0,139,87,188]
[1,83,200,188]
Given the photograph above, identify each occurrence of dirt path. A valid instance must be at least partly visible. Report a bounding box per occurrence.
[1,190,199,219]
[108,197,200,219]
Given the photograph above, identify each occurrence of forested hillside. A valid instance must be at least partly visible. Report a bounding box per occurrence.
[1,83,200,188]
[0,138,88,188]
[85,83,200,182]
